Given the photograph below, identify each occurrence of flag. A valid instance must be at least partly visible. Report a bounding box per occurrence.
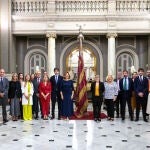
[74,37,88,118]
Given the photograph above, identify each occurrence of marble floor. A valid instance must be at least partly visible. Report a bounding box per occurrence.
[0,104,150,150]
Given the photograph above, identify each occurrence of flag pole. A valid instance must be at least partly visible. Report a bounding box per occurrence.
[78,26,84,56]
[74,26,88,118]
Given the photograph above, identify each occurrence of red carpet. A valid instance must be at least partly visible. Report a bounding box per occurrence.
[69,111,107,120]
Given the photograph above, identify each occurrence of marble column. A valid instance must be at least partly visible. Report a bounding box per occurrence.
[46,32,56,76]
[106,33,117,77]
[0,0,11,72]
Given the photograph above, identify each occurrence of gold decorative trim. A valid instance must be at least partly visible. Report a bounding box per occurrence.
[106,33,118,38]
[46,32,57,38]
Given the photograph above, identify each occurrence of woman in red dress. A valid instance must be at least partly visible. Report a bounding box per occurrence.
[39,74,52,120]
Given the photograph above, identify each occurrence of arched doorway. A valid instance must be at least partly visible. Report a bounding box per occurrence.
[24,49,47,74]
[66,47,96,81]
[116,48,139,77]
[60,40,103,81]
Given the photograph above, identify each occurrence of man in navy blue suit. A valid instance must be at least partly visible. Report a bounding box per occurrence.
[50,68,63,120]
[119,70,133,121]
[134,68,149,122]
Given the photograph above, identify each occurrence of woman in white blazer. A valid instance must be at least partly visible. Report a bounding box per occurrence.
[22,74,34,120]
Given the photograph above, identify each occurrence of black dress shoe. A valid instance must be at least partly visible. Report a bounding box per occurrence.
[3,119,8,123]
[122,117,125,121]
[51,117,54,120]
[94,118,97,122]
[135,118,139,122]
[144,119,148,122]
[130,118,133,121]
[97,118,101,122]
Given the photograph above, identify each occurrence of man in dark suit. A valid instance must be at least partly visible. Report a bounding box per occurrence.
[134,68,149,122]
[32,71,42,119]
[0,68,9,123]
[119,70,133,121]
[50,68,63,120]
[114,72,122,118]
[91,75,105,122]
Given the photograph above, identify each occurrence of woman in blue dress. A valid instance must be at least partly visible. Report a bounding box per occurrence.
[60,72,74,120]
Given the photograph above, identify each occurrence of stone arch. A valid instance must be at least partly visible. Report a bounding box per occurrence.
[24,49,48,75]
[116,48,139,73]
[60,40,103,81]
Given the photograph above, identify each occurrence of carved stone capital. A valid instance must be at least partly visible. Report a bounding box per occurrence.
[46,32,57,38]
[106,33,118,38]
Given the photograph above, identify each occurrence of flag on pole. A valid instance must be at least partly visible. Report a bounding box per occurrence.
[74,28,88,118]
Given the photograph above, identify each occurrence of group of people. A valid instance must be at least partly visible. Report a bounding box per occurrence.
[0,67,150,124]
[0,68,74,123]
[91,68,150,122]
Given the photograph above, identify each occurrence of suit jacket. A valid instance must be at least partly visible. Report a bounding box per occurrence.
[32,77,42,95]
[8,81,22,99]
[90,81,105,98]
[134,76,148,98]
[0,77,9,99]
[119,77,133,97]
[50,75,63,94]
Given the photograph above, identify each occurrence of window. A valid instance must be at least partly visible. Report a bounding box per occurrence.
[117,53,134,77]
[29,53,46,74]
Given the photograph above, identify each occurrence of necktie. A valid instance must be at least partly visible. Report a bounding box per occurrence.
[123,78,127,90]
[140,76,142,82]
[37,78,40,84]
[0,77,3,87]
[55,75,58,83]
[148,79,150,92]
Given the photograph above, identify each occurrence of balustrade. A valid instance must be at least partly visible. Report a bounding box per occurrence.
[116,0,150,13]
[55,1,108,13]
[11,0,150,15]
[12,0,48,14]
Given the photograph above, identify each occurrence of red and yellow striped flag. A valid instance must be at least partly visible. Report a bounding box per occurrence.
[74,48,88,118]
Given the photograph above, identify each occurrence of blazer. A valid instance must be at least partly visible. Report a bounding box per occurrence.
[32,77,42,95]
[91,81,105,98]
[119,77,133,96]
[0,77,9,99]
[50,75,63,94]
[8,81,22,99]
[134,76,148,98]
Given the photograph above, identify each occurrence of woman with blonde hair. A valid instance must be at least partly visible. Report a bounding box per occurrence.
[39,74,52,120]
[21,74,34,120]
[8,73,22,121]
[104,75,118,121]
